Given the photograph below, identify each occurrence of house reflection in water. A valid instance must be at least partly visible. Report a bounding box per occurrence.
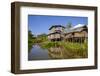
[48,47,64,59]
[48,47,81,59]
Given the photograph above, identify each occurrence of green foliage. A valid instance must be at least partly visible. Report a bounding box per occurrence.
[66,22,72,29]
[40,41,88,58]
[36,33,48,43]
[63,42,88,58]
[28,31,48,51]
[28,30,36,51]
[40,41,52,48]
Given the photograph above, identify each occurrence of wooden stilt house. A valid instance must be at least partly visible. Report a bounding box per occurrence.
[48,24,88,43]
[65,24,88,43]
[48,25,65,41]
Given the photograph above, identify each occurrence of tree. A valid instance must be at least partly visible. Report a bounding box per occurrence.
[37,33,47,42]
[28,30,35,51]
[66,22,72,29]
[28,30,36,39]
[28,30,33,38]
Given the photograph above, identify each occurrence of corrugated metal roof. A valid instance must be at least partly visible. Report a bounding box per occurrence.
[65,24,87,33]
[71,24,85,29]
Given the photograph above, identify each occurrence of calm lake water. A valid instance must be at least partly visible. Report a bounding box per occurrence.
[28,44,67,60]
[28,44,87,60]
[28,44,50,60]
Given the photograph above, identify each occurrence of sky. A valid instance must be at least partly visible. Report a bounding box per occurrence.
[28,15,88,36]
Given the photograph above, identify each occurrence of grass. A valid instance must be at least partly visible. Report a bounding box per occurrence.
[40,41,88,58]
[64,42,88,58]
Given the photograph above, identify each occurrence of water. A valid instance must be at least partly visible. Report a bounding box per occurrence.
[28,44,87,60]
[28,44,50,60]
[28,44,64,60]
